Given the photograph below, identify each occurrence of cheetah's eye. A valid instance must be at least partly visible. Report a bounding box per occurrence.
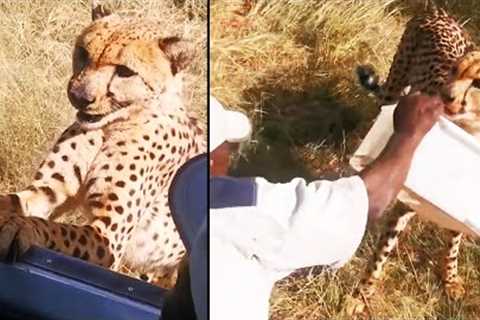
[116,65,137,78]
[75,46,90,70]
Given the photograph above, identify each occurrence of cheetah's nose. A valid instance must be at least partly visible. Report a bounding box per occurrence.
[68,84,96,110]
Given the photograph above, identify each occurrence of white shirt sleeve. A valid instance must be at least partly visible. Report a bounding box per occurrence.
[255,176,369,271]
[210,176,369,320]
[210,175,369,275]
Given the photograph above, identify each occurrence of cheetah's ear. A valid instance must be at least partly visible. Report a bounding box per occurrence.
[158,37,194,75]
[92,0,112,21]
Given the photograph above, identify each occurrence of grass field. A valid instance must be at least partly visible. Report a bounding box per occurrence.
[211,0,480,319]
[0,0,206,193]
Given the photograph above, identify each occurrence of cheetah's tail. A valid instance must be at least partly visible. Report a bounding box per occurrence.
[356,65,380,94]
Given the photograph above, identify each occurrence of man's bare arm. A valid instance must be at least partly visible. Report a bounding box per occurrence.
[359,94,444,220]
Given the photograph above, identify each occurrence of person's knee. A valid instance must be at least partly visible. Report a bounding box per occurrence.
[162,257,196,320]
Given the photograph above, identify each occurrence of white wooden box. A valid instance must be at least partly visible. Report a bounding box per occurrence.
[350,105,480,237]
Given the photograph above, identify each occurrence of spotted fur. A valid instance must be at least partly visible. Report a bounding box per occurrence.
[348,7,480,317]
[0,2,205,288]
[357,6,475,107]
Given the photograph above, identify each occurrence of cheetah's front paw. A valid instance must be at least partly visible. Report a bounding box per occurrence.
[0,215,42,261]
[445,277,465,301]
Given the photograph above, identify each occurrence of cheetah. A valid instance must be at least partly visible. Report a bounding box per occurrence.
[346,6,480,317]
[0,1,205,288]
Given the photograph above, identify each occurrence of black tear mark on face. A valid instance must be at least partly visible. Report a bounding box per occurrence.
[472,79,480,88]
[115,65,137,78]
[75,46,90,72]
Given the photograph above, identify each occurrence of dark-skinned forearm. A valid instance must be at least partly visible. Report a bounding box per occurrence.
[359,133,420,220]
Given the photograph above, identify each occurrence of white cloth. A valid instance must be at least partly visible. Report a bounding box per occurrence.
[210,175,369,320]
[210,96,252,150]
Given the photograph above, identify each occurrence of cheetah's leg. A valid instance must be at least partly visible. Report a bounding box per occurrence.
[1,123,103,219]
[346,205,416,317]
[0,215,115,267]
[422,56,465,112]
[1,186,152,270]
[376,28,415,105]
[443,231,465,300]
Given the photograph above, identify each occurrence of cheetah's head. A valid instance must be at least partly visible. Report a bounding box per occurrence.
[68,2,194,130]
[443,51,480,117]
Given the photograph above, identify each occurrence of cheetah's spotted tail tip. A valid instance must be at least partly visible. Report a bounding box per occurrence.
[356,65,380,94]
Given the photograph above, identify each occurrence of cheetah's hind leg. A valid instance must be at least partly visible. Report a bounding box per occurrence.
[344,204,416,317]
[443,231,465,301]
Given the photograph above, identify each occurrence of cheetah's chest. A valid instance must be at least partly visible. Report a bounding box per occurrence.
[82,111,203,270]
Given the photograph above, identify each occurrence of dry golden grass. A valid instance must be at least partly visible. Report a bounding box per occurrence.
[0,0,206,193]
[211,0,480,319]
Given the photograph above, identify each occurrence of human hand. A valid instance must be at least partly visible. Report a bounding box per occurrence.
[360,93,444,221]
[393,93,444,144]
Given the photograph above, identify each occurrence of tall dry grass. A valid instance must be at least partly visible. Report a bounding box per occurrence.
[0,0,206,192]
[211,0,480,319]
